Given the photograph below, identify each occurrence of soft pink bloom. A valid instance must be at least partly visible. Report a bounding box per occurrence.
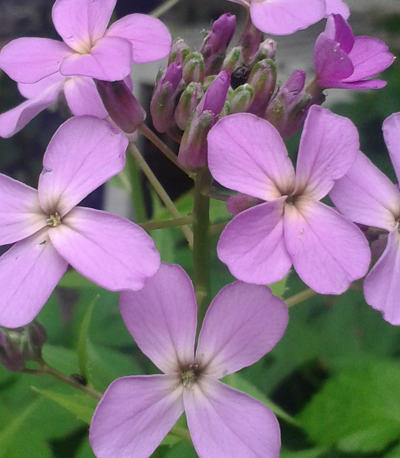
[0,116,160,328]
[208,105,370,294]
[90,263,288,458]
[330,113,400,325]
[0,0,171,137]
[314,14,394,90]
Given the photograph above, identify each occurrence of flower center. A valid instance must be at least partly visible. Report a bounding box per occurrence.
[180,363,201,388]
[46,212,61,227]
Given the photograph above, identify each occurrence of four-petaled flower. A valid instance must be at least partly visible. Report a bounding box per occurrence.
[208,105,371,294]
[0,116,160,328]
[90,263,288,458]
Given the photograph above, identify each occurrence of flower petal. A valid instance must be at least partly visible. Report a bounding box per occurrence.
[64,76,108,118]
[48,207,160,292]
[107,13,172,63]
[120,263,197,374]
[18,72,65,99]
[324,14,353,53]
[217,199,291,285]
[184,377,281,458]
[60,36,132,81]
[38,116,127,216]
[90,375,184,458]
[52,0,116,53]
[0,230,67,328]
[0,38,71,83]
[0,174,45,244]
[295,105,359,199]
[208,113,295,201]
[322,79,387,90]
[284,199,370,294]
[196,282,288,378]
[250,0,325,35]
[383,112,400,184]
[330,152,400,231]
[364,229,400,325]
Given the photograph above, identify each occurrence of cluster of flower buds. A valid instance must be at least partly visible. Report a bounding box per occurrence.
[150,13,315,169]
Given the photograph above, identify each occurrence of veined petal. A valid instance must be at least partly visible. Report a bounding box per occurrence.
[295,105,359,199]
[120,264,197,374]
[0,38,71,83]
[208,113,295,201]
[38,116,127,216]
[330,152,400,231]
[90,375,184,458]
[383,112,400,184]
[0,229,67,328]
[364,229,400,325]
[250,0,325,35]
[0,174,45,244]
[64,76,108,118]
[107,14,172,63]
[284,199,370,294]
[52,0,116,53]
[324,14,354,53]
[18,72,65,99]
[48,207,160,292]
[60,36,132,81]
[184,377,281,458]
[196,282,288,378]
[217,199,292,285]
[314,35,353,84]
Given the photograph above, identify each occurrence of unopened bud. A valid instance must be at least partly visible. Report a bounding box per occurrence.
[182,52,205,84]
[247,59,276,116]
[150,62,183,133]
[226,193,262,215]
[239,17,263,64]
[255,38,277,62]
[175,82,204,131]
[168,38,190,65]
[228,84,254,113]
[96,80,146,133]
[222,46,242,73]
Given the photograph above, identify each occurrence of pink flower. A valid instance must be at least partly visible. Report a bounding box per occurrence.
[0,0,171,137]
[208,105,370,294]
[90,263,288,458]
[314,14,394,90]
[330,113,400,325]
[0,116,160,328]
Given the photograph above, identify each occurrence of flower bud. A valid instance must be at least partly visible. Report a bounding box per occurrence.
[222,46,242,73]
[182,52,205,84]
[175,82,204,131]
[228,84,254,113]
[247,59,276,116]
[255,38,277,62]
[239,17,263,64]
[226,193,262,215]
[150,62,183,133]
[96,80,146,133]
[168,38,190,65]
[200,13,236,75]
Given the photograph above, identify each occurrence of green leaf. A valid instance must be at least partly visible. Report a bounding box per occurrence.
[42,344,79,375]
[280,447,329,458]
[269,275,288,298]
[58,270,97,289]
[298,359,400,453]
[31,386,98,424]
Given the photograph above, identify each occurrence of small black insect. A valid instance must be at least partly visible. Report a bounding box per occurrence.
[230,65,250,89]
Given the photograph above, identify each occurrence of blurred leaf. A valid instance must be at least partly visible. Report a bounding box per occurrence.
[42,344,79,376]
[384,442,400,457]
[269,275,288,298]
[75,438,95,458]
[58,271,97,289]
[281,447,328,458]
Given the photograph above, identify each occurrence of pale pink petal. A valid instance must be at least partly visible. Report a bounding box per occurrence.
[217,199,292,285]
[107,14,172,63]
[295,105,359,199]
[323,79,387,90]
[284,199,370,294]
[0,83,62,138]
[330,152,400,231]
[60,36,132,81]
[90,375,184,458]
[250,0,325,35]
[0,229,68,328]
[208,113,295,201]
[184,377,281,458]
[120,263,197,374]
[383,112,400,184]
[0,38,71,83]
[64,76,108,118]
[0,174,45,244]
[325,0,350,19]
[49,207,160,292]
[18,72,65,99]
[52,0,116,53]
[38,116,127,216]
[364,229,400,325]
[196,282,288,378]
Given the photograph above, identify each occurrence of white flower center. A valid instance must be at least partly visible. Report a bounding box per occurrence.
[180,363,201,388]
[46,212,61,227]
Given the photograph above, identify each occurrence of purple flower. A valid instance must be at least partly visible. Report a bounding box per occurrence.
[208,105,370,294]
[314,14,394,90]
[90,263,288,458]
[0,0,171,137]
[330,113,400,325]
[0,116,160,328]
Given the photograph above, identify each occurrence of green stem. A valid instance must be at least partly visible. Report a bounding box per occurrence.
[150,0,181,17]
[140,215,193,231]
[193,169,211,322]
[285,288,316,308]
[126,151,147,223]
